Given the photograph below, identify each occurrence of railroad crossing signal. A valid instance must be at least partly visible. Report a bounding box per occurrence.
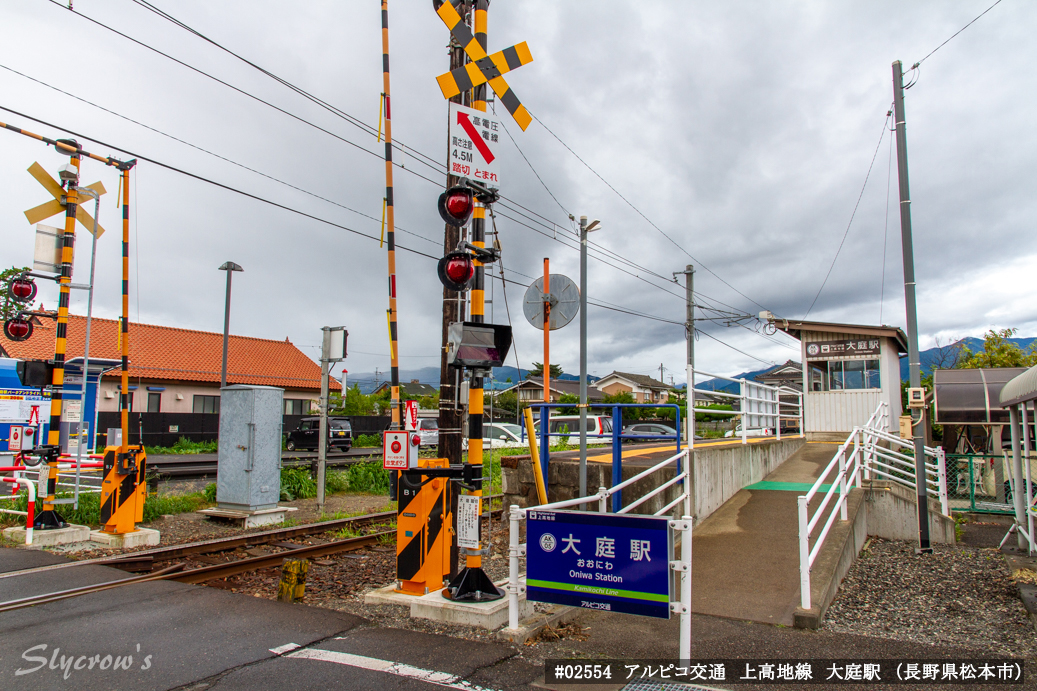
[433,0,533,131]
[23,162,107,237]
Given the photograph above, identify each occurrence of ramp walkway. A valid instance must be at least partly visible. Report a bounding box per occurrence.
[691,441,848,626]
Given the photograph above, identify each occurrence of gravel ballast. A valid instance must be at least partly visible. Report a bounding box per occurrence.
[823,538,1037,659]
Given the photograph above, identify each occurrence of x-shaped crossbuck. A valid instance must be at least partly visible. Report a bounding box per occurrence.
[23,162,107,237]
[434,1,533,131]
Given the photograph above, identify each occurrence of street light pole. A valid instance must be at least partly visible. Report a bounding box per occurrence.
[218,262,243,390]
[579,216,601,503]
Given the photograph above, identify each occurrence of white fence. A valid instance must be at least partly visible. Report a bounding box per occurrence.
[688,369,803,446]
[797,401,948,610]
[506,448,694,660]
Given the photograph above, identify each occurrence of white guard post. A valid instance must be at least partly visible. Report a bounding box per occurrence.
[506,448,694,660]
[687,369,802,443]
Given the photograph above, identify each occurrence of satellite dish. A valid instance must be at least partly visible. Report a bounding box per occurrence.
[523,274,579,330]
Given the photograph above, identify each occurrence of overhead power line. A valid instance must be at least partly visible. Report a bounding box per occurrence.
[803,109,892,318]
[913,0,1005,68]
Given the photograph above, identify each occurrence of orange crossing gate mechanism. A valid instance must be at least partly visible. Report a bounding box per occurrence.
[396,458,453,595]
[99,445,147,534]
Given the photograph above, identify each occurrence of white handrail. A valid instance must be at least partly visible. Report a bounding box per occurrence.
[797,401,948,610]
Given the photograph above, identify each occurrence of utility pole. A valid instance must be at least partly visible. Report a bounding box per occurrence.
[218,262,243,389]
[317,328,331,516]
[578,216,600,502]
[677,265,695,449]
[892,60,931,554]
[438,0,471,466]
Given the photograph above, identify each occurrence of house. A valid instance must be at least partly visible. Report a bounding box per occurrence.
[371,380,438,398]
[753,360,803,427]
[0,314,336,417]
[502,377,605,404]
[594,371,671,403]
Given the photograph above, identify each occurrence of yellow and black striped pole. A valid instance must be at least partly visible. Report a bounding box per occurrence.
[448,0,503,601]
[37,148,81,529]
[119,166,131,452]
[382,1,402,436]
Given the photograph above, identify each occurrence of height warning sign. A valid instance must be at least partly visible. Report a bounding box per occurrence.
[449,102,500,190]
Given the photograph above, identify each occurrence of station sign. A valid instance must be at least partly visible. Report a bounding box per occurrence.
[526,509,672,619]
[449,102,500,189]
[805,338,880,359]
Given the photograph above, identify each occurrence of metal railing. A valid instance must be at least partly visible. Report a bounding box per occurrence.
[797,401,948,611]
[505,448,693,659]
[688,370,803,447]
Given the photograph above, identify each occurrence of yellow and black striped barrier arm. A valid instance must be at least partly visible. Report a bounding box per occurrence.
[382,0,401,433]
[433,0,532,131]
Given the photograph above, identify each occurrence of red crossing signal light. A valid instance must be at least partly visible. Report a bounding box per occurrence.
[438,251,475,292]
[8,277,36,303]
[438,187,474,227]
[4,318,33,342]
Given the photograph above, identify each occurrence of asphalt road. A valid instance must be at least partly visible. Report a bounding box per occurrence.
[0,549,540,691]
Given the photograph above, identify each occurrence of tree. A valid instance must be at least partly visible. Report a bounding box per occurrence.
[601,390,642,420]
[527,362,563,379]
[557,393,579,415]
[1,266,31,321]
[956,328,1037,369]
[329,385,378,416]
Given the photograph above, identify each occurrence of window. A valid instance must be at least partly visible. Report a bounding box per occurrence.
[808,360,880,392]
[193,395,220,414]
[147,392,161,413]
[284,399,306,416]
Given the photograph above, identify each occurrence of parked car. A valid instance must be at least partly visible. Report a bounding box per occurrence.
[724,424,774,439]
[534,415,614,444]
[417,418,439,447]
[622,423,680,443]
[285,416,352,452]
[484,422,526,448]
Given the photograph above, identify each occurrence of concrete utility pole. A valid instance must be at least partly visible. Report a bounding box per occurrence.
[218,262,243,389]
[677,265,695,449]
[438,0,471,466]
[317,328,331,516]
[892,60,932,554]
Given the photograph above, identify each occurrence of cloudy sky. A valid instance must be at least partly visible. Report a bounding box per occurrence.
[0,0,1032,388]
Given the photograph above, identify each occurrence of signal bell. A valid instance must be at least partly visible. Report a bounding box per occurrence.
[438,251,475,292]
[438,186,474,227]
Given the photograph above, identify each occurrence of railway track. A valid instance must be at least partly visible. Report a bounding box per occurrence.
[148,449,382,479]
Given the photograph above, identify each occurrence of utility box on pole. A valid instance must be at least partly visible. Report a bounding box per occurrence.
[215,385,285,512]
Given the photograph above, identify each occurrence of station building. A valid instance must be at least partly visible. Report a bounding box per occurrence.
[773,319,907,439]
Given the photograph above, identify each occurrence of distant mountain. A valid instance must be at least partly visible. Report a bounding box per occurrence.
[344,364,592,394]
[899,336,1037,380]
[697,366,778,394]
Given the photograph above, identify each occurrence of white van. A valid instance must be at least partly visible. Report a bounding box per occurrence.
[535,415,614,444]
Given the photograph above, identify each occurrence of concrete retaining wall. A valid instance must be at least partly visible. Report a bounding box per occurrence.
[863,480,957,544]
[501,437,805,520]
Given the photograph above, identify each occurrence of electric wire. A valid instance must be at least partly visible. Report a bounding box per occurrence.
[912,0,1005,69]
[529,111,771,314]
[0,62,440,247]
[802,108,892,318]
[695,329,778,368]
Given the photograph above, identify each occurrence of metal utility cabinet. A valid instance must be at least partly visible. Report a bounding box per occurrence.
[216,385,284,511]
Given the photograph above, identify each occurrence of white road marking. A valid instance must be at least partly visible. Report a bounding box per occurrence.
[268,643,302,655]
[277,647,497,691]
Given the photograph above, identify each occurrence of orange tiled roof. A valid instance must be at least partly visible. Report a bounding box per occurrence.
[0,315,337,392]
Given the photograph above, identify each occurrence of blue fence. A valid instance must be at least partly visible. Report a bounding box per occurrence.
[527,403,682,511]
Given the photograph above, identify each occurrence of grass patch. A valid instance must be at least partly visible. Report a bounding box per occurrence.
[280,468,318,501]
[145,437,217,455]
[325,470,349,494]
[332,525,360,539]
[1,488,210,528]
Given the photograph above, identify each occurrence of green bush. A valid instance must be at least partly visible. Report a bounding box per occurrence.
[203,483,217,502]
[353,434,382,448]
[280,467,317,501]
[325,470,349,494]
[145,437,218,455]
[344,462,391,494]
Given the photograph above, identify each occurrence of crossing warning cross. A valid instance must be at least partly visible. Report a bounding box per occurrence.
[23,162,107,237]
[433,0,533,131]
